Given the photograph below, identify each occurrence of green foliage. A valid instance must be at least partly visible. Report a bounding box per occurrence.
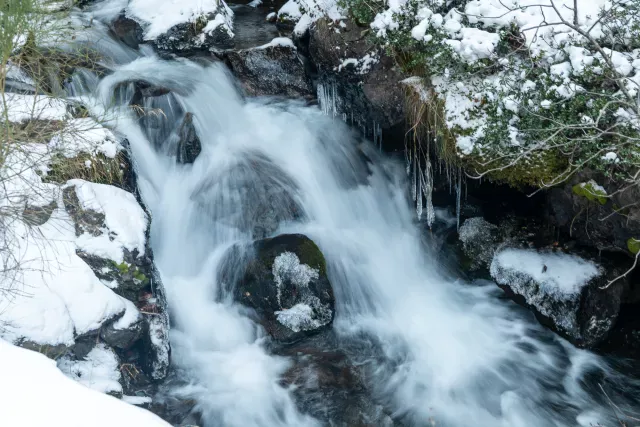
[338,0,385,26]
[572,182,608,205]
[627,238,640,255]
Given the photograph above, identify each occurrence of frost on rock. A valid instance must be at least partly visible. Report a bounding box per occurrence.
[272,252,332,332]
[146,313,170,380]
[58,344,123,397]
[273,251,319,304]
[459,217,501,270]
[490,248,609,343]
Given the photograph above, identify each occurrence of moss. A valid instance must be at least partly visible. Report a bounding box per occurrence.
[296,239,327,275]
[572,181,607,205]
[114,261,130,274]
[133,269,149,284]
[627,238,640,254]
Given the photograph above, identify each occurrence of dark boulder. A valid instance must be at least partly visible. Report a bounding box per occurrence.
[192,151,304,238]
[176,113,202,164]
[110,14,144,50]
[219,234,334,343]
[490,245,627,348]
[224,39,313,98]
[308,18,405,131]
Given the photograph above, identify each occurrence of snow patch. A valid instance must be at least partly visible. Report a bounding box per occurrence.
[272,251,319,305]
[58,344,122,395]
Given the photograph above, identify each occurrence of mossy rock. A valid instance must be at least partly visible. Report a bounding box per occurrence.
[572,180,608,205]
[219,234,334,343]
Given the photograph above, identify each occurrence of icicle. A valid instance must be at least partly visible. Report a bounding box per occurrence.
[456,167,462,231]
[417,168,423,219]
[411,157,417,202]
[422,158,435,228]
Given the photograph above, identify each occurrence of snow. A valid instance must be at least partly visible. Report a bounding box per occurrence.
[0,93,68,122]
[123,395,153,405]
[113,299,142,330]
[277,0,343,35]
[58,344,122,395]
[0,339,169,426]
[70,179,148,263]
[491,248,600,297]
[127,0,233,40]
[257,37,295,50]
[148,315,170,380]
[48,118,122,159]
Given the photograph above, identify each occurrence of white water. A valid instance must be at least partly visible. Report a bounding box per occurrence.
[69,19,640,427]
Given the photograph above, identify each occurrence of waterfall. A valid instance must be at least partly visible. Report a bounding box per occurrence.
[68,21,640,427]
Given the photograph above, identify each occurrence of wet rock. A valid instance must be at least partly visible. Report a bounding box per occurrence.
[176,113,201,164]
[110,13,144,50]
[308,18,405,131]
[458,217,502,271]
[220,234,334,343]
[546,171,640,256]
[224,38,313,98]
[192,151,304,238]
[277,331,394,427]
[153,9,234,54]
[490,245,627,348]
[141,312,171,380]
[101,314,145,350]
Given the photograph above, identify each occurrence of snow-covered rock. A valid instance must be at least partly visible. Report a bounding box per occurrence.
[127,0,235,53]
[490,247,626,347]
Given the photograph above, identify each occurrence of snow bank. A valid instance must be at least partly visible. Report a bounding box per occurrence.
[0,339,169,426]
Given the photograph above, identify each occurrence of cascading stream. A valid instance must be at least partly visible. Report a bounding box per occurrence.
[70,20,640,426]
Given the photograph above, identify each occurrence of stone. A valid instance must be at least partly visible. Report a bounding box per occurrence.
[176,113,201,164]
[490,245,627,348]
[110,14,144,50]
[219,234,334,343]
[100,314,145,350]
[224,41,313,98]
[458,217,502,271]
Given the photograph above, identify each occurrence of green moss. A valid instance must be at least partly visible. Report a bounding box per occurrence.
[133,269,149,284]
[114,261,130,274]
[296,239,327,275]
[627,238,640,254]
[572,181,608,205]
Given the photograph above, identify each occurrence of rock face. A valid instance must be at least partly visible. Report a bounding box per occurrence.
[224,39,313,98]
[308,18,405,131]
[220,234,334,343]
[490,246,626,347]
[547,172,640,257]
[176,113,202,164]
[192,151,304,239]
[458,217,502,271]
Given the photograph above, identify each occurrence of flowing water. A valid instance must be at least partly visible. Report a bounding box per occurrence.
[67,11,640,427]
